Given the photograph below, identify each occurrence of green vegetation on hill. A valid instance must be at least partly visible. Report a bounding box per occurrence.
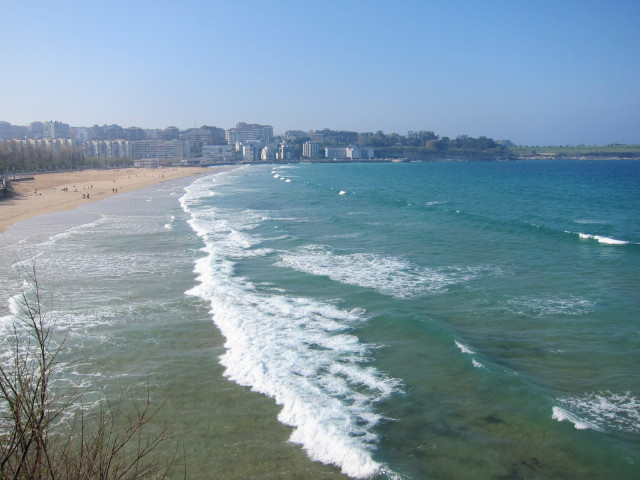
[320,130,512,160]
[511,144,640,159]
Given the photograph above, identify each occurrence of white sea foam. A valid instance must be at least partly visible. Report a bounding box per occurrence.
[455,340,475,355]
[472,358,485,369]
[552,406,595,430]
[276,245,491,299]
[182,182,271,260]
[455,340,485,369]
[181,183,402,478]
[186,262,400,478]
[577,233,628,245]
[554,392,640,434]
[271,165,296,170]
[42,216,110,244]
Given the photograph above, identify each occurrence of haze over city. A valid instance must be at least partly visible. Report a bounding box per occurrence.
[2,0,639,146]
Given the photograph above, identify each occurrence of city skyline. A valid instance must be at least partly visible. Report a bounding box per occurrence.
[2,1,639,146]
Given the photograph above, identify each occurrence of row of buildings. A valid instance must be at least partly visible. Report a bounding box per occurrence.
[14,138,197,163]
[227,123,373,162]
[2,121,375,164]
[10,138,374,165]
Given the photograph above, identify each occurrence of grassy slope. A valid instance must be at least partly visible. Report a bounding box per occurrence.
[510,144,640,157]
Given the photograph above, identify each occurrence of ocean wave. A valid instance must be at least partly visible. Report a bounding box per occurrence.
[455,340,485,369]
[552,406,597,430]
[553,392,640,433]
[272,165,297,170]
[576,232,629,245]
[276,245,495,299]
[472,358,485,369]
[182,185,271,259]
[182,186,403,478]
[43,215,110,243]
[455,340,475,355]
[185,255,401,478]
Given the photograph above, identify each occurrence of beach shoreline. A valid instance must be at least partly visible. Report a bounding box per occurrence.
[0,166,226,234]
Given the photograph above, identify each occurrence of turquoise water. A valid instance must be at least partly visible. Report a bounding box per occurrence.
[1,161,639,479]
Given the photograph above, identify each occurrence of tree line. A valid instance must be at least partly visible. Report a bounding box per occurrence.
[0,141,131,174]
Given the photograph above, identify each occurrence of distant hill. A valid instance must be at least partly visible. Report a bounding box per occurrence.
[509,144,640,160]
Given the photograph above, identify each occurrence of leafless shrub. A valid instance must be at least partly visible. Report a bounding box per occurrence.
[0,261,183,479]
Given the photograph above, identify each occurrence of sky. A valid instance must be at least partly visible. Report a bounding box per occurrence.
[1,0,639,146]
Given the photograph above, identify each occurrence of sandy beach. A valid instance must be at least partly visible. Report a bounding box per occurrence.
[0,166,221,233]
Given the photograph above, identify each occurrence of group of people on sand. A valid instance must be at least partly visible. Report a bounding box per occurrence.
[58,184,96,199]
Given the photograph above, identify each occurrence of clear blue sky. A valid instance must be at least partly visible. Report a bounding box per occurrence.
[2,0,639,145]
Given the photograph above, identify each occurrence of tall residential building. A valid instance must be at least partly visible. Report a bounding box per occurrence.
[279,143,295,161]
[242,144,259,162]
[303,141,319,158]
[30,122,44,138]
[42,121,70,139]
[225,122,273,145]
[261,145,276,162]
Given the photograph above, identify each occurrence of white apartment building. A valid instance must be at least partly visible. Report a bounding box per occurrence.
[20,138,75,150]
[324,146,348,159]
[346,146,375,159]
[202,144,232,163]
[325,146,375,160]
[129,140,189,161]
[42,121,70,139]
[83,140,130,159]
[225,122,273,145]
[303,141,319,158]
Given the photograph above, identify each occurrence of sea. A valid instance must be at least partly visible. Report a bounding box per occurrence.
[1,160,639,479]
